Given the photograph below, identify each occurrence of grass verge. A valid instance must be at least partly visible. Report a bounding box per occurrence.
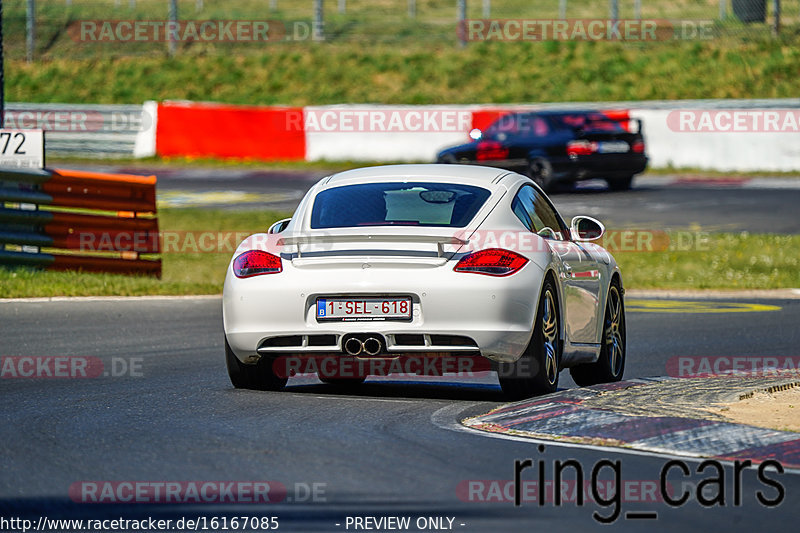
[1,209,798,298]
[48,155,408,174]
[8,36,800,105]
[48,155,800,180]
[617,233,800,289]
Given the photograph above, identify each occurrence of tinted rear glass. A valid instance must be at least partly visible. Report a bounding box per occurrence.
[310,182,492,229]
[551,113,626,132]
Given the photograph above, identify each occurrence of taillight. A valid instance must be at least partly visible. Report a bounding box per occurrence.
[476,141,510,161]
[454,248,528,277]
[632,140,645,153]
[566,140,595,156]
[233,250,282,278]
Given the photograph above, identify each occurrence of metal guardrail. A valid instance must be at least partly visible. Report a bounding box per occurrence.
[0,167,161,277]
[3,103,147,158]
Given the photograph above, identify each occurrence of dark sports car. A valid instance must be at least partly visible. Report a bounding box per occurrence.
[436,110,648,191]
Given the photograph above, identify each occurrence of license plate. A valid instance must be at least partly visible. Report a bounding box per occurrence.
[316,297,412,322]
[597,141,630,153]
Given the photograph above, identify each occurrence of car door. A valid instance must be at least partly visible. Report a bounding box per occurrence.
[514,185,603,344]
[551,240,604,345]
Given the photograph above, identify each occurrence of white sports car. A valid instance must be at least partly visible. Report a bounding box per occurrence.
[223,164,625,399]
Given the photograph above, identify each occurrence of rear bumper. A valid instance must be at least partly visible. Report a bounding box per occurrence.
[223,259,546,365]
[553,154,648,181]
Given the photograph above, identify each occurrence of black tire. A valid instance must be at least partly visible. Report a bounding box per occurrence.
[438,153,457,164]
[606,175,634,191]
[225,337,288,391]
[527,158,555,192]
[498,279,561,400]
[570,281,626,386]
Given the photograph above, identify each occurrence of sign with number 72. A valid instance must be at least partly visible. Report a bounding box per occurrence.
[0,129,45,169]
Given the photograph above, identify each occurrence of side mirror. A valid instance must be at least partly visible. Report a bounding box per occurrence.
[268,218,291,234]
[570,216,605,241]
[469,128,483,141]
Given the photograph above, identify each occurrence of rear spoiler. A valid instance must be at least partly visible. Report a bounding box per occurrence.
[277,233,470,258]
[572,117,643,135]
[609,116,643,134]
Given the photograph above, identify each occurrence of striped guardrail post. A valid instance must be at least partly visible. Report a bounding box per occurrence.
[0,167,161,277]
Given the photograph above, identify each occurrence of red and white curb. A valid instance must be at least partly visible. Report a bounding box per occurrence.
[460,377,800,469]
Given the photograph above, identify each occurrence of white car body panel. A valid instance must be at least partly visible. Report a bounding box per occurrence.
[223,164,621,374]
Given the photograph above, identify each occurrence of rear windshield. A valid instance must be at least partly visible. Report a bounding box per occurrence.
[551,113,626,132]
[310,182,492,229]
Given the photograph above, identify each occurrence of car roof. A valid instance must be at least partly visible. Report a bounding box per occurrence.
[505,109,611,117]
[320,164,519,188]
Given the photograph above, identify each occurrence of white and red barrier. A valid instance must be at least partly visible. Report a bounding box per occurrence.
[628,108,800,172]
[138,101,631,163]
[133,100,800,172]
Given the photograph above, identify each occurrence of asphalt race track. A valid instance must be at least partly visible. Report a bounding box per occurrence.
[3,167,800,531]
[1,296,799,531]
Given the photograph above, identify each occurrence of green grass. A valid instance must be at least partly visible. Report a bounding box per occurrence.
[638,167,800,178]
[7,0,792,61]
[47,155,800,179]
[48,155,400,173]
[6,1,800,105]
[1,212,798,297]
[617,233,800,289]
[9,36,800,105]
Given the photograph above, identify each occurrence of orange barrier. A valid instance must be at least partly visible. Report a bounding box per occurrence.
[49,254,162,276]
[156,101,306,160]
[0,168,161,277]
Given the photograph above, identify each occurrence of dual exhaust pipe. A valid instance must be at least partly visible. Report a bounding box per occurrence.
[343,335,383,356]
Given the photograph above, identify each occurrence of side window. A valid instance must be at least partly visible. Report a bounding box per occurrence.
[533,196,565,240]
[511,195,533,231]
[511,185,565,240]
